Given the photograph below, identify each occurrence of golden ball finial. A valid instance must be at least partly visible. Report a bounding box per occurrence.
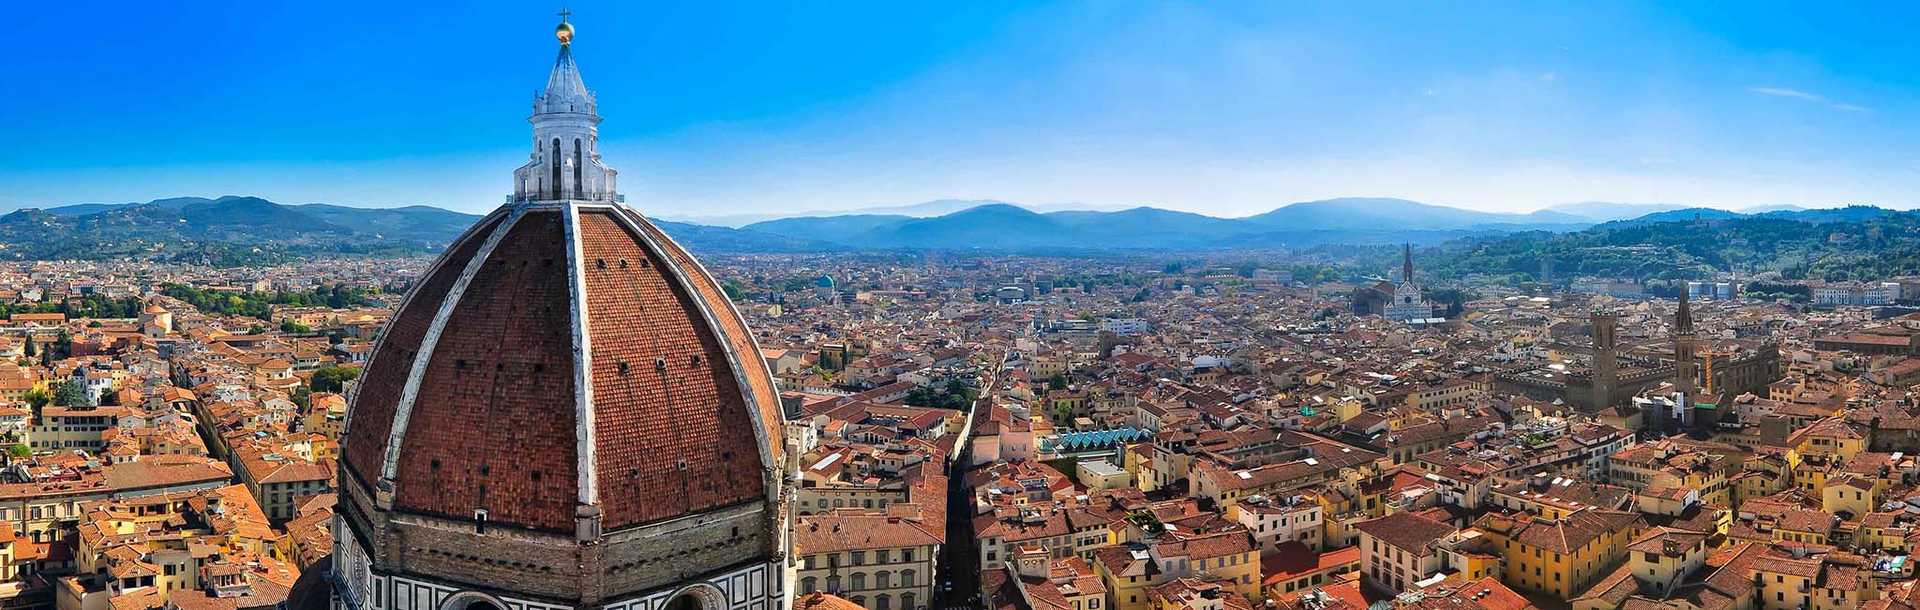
[556,21,575,45]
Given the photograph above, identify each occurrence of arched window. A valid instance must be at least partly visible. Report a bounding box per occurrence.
[876,571,891,589]
[875,594,891,610]
[573,138,584,197]
[851,597,865,608]
[800,577,817,594]
[826,576,841,592]
[901,569,915,587]
[902,593,915,610]
[850,573,866,590]
[550,137,563,198]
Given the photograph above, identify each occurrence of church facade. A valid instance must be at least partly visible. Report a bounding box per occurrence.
[333,16,794,610]
[1382,244,1436,322]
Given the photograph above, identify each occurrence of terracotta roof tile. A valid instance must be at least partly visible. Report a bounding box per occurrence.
[343,210,506,484]
[581,210,765,528]
[390,210,580,531]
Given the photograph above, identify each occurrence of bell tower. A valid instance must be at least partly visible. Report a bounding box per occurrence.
[1589,311,1618,409]
[1673,289,1697,397]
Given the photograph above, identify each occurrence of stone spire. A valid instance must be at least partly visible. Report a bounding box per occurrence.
[539,38,595,115]
[1402,243,1414,283]
[1675,286,1694,335]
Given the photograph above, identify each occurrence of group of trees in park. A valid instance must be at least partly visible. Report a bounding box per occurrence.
[160,283,376,321]
[904,378,978,411]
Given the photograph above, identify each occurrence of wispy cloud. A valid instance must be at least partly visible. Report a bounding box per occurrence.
[1747,86,1870,112]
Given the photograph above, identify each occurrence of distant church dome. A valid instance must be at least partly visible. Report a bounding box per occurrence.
[335,16,793,610]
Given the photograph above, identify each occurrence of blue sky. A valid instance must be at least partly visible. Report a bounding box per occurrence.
[4,1,1919,216]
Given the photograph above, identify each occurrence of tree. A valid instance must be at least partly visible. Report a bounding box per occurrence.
[280,319,312,334]
[1047,374,1068,391]
[6,444,27,459]
[21,388,49,417]
[310,366,361,393]
[53,380,88,407]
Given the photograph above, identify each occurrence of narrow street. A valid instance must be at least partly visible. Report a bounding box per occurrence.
[936,441,979,610]
[931,351,1008,610]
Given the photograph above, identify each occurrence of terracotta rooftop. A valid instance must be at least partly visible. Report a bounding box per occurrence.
[1353,511,1456,556]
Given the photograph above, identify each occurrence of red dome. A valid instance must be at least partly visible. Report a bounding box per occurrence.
[342,202,782,534]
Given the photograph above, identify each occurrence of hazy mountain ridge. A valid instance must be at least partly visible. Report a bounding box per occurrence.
[5,196,831,263]
[662,198,1136,227]
[742,198,1601,250]
[15,196,1906,262]
[0,196,477,263]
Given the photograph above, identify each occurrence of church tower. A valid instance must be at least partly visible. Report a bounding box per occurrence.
[1402,243,1414,284]
[1673,289,1697,398]
[1384,243,1430,321]
[335,15,792,610]
[1588,311,1618,409]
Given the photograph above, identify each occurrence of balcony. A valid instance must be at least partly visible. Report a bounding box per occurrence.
[506,193,626,204]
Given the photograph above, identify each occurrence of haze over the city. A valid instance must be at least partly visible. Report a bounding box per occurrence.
[5,1,1918,216]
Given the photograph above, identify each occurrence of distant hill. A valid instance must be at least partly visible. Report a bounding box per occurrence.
[1543,202,1690,222]
[650,219,840,253]
[1427,205,1920,282]
[1605,205,1892,227]
[1241,198,1586,231]
[742,214,915,244]
[665,198,1138,227]
[744,199,1596,250]
[9,196,828,264]
[1611,207,1746,225]
[0,196,482,263]
[24,195,1909,263]
[1761,205,1896,224]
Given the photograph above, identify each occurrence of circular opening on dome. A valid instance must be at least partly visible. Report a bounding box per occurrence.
[665,596,701,610]
[662,585,726,610]
[439,592,509,610]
